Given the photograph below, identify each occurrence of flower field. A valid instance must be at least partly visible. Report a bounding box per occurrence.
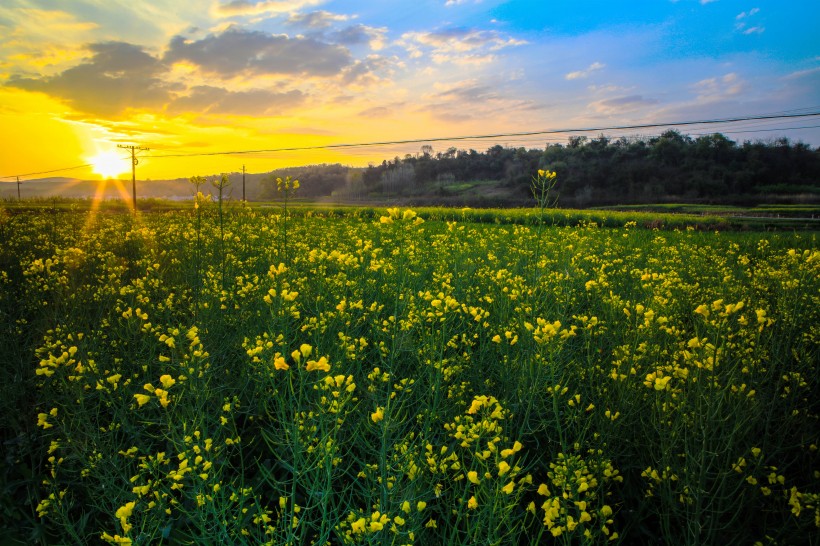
[0,196,818,545]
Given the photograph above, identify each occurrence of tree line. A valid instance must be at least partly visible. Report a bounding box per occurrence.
[259,132,819,206]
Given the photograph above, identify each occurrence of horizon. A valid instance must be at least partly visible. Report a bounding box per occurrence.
[1,0,819,185]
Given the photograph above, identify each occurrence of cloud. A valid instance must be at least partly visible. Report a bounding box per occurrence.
[399,27,526,64]
[168,84,304,115]
[6,42,175,116]
[358,101,406,118]
[735,8,763,33]
[736,7,760,19]
[783,66,820,80]
[330,24,387,50]
[433,81,498,102]
[588,94,658,115]
[700,0,719,4]
[422,78,539,123]
[691,72,746,101]
[213,0,323,17]
[164,26,352,77]
[340,54,399,86]
[285,10,351,29]
[565,61,605,81]
[0,8,101,73]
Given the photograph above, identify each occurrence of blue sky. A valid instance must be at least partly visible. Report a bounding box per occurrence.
[0,0,818,178]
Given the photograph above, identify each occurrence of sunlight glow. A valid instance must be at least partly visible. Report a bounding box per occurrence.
[89,150,129,179]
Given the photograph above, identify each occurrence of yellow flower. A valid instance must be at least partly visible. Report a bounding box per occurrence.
[305,356,330,372]
[115,501,135,532]
[371,407,385,423]
[159,374,175,389]
[501,481,515,494]
[37,413,52,429]
[467,496,478,509]
[134,394,151,407]
[498,461,511,476]
[154,389,170,408]
[467,471,480,484]
[273,356,289,371]
[351,517,366,534]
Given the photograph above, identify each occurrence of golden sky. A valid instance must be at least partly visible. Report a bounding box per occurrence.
[1,0,818,183]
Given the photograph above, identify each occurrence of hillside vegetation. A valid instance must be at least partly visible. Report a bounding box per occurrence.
[258,132,820,207]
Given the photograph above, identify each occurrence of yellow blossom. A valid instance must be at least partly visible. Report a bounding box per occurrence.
[305,356,330,372]
[273,356,289,371]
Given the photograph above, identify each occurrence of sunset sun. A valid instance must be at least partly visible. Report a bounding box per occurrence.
[89,150,128,179]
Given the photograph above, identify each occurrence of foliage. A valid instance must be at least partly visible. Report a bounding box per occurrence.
[361,133,820,206]
[0,196,818,545]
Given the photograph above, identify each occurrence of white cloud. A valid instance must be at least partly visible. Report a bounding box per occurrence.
[782,66,820,80]
[399,27,525,65]
[700,0,719,4]
[565,62,605,80]
[213,0,323,18]
[286,11,351,29]
[588,94,658,115]
[736,7,760,19]
[735,8,762,34]
[691,72,746,102]
[419,78,539,123]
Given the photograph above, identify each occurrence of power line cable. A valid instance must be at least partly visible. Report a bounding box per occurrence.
[0,163,94,181]
[2,110,819,181]
[145,111,820,159]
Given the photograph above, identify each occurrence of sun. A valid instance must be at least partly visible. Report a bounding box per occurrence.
[89,150,129,179]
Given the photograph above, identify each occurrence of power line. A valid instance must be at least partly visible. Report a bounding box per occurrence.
[145,111,820,159]
[1,110,818,182]
[0,163,93,180]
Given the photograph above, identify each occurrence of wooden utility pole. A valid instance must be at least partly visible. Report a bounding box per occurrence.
[17,176,21,201]
[242,164,246,204]
[118,144,149,212]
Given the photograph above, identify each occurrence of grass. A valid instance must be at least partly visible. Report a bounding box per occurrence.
[0,193,818,545]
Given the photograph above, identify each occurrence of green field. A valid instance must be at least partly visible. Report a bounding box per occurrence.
[0,200,817,545]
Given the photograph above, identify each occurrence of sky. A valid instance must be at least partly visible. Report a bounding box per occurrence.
[0,0,818,182]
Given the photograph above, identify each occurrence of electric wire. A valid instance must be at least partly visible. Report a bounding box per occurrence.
[1,110,819,181]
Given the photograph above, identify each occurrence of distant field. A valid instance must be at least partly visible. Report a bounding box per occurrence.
[1,203,817,545]
[6,196,820,231]
[595,203,820,230]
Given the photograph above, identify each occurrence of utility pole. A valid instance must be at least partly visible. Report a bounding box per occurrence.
[242,164,246,204]
[118,144,149,212]
[17,176,21,201]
